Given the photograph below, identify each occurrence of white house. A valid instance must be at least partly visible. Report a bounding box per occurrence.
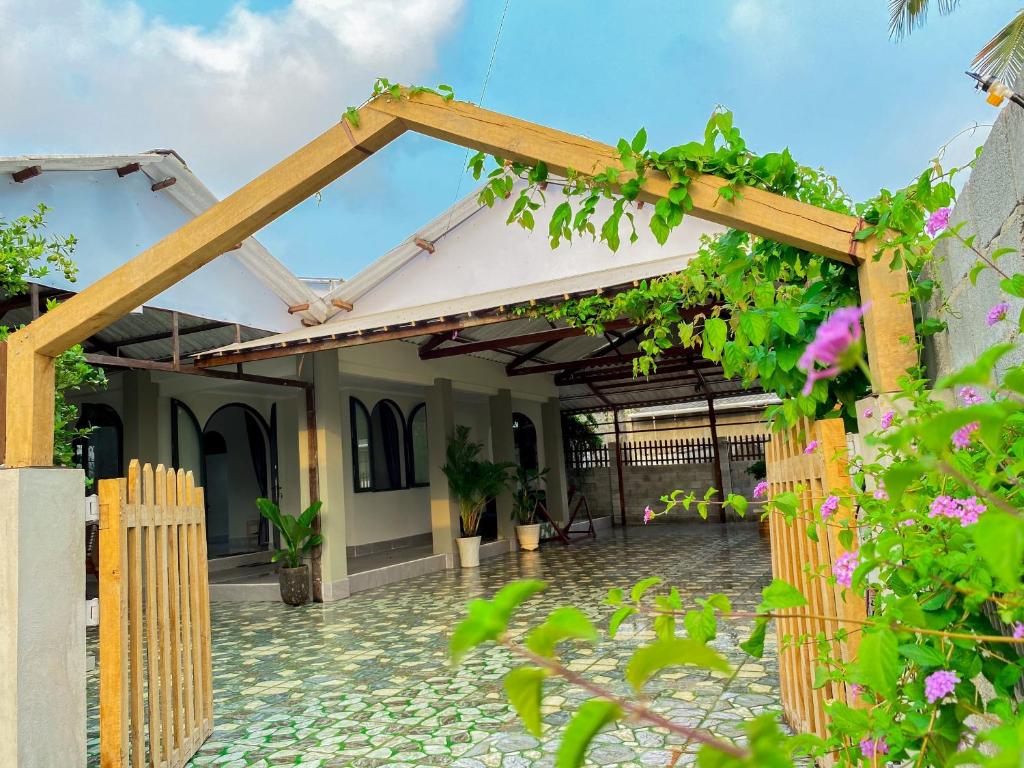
[1,151,748,602]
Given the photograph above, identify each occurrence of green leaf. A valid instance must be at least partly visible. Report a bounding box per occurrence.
[855,629,899,699]
[739,311,769,345]
[740,618,768,657]
[758,579,807,612]
[703,317,728,357]
[630,127,647,153]
[493,580,548,623]
[625,638,731,690]
[556,700,622,768]
[608,605,637,638]
[898,643,946,668]
[1001,274,1024,298]
[505,667,547,736]
[774,307,801,336]
[630,576,662,603]
[605,587,624,606]
[526,607,598,657]
[972,510,1024,592]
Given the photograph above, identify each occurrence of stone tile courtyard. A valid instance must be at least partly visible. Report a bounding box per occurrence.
[87,524,782,767]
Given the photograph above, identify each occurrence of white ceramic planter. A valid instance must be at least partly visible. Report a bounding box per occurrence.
[516,523,541,551]
[456,535,482,568]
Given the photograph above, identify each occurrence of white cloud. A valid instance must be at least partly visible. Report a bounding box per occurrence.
[725,0,790,40]
[0,0,465,193]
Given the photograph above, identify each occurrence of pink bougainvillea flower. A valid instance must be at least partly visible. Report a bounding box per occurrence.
[1013,622,1024,640]
[820,494,839,521]
[900,518,915,527]
[952,422,979,450]
[849,683,863,698]
[925,206,951,236]
[860,736,890,758]
[753,480,769,499]
[832,550,859,588]
[864,407,874,419]
[959,386,982,405]
[798,306,866,395]
[987,302,1010,326]
[880,410,895,430]
[643,505,653,525]
[924,669,960,703]
[873,484,889,501]
[804,440,819,454]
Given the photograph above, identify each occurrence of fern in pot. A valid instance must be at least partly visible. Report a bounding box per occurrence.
[442,425,513,567]
[255,498,323,605]
[510,465,548,551]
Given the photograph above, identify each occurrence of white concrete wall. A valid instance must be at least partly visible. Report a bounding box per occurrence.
[0,168,298,331]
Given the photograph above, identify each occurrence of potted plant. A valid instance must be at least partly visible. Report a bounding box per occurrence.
[254,498,323,605]
[442,425,513,567]
[510,465,548,551]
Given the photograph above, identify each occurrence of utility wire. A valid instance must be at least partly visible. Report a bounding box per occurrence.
[441,0,512,238]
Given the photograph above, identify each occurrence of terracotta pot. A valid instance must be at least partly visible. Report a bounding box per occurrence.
[456,535,482,568]
[279,564,310,606]
[516,523,541,551]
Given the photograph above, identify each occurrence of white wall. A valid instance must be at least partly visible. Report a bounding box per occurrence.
[0,168,298,331]
[340,383,431,547]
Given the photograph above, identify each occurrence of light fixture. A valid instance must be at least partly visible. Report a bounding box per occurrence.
[966,71,1024,109]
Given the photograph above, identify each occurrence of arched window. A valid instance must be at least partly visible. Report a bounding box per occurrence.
[406,403,429,487]
[370,400,404,491]
[73,403,123,482]
[350,398,372,492]
[513,412,539,471]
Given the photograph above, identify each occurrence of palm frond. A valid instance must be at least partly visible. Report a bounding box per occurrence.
[973,9,1024,84]
[889,0,961,41]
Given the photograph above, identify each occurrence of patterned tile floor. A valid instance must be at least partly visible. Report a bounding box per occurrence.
[87,523,781,767]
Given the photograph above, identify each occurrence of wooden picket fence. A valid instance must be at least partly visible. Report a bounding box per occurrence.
[98,459,213,768]
[765,417,866,742]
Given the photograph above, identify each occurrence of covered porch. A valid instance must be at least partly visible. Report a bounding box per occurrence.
[86,524,777,767]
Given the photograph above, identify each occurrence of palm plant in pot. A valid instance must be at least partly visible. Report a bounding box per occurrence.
[254,498,323,605]
[510,465,548,551]
[442,425,513,568]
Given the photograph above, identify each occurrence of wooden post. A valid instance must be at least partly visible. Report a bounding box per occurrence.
[613,409,627,527]
[707,396,726,523]
[304,385,323,602]
[857,243,917,393]
[98,476,129,768]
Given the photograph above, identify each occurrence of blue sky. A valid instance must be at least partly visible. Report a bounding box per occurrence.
[3,0,1016,277]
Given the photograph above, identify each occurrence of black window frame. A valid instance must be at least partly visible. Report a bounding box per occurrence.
[350,397,373,493]
[405,402,429,488]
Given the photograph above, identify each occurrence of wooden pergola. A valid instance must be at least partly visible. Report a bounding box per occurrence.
[0,90,916,467]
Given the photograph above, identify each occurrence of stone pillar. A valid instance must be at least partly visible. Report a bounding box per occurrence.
[298,351,348,601]
[0,467,85,768]
[427,378,460,558]
[123,370,161,465]
[541,396,569,522]
[489,389,516,543]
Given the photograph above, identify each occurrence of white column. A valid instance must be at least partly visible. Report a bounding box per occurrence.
[123,370,161,466]
[298,351,348,601]
[427,378,460,559]
[0,467,85,768]
[489,389,516,543]
[541,396,569,522]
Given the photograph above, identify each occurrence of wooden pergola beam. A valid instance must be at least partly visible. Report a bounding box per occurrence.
[2,90,916,467]
[420,318,633,360]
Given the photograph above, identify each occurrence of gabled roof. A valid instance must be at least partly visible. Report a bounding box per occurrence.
[194,183,761,413]
[0,152,328,329]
